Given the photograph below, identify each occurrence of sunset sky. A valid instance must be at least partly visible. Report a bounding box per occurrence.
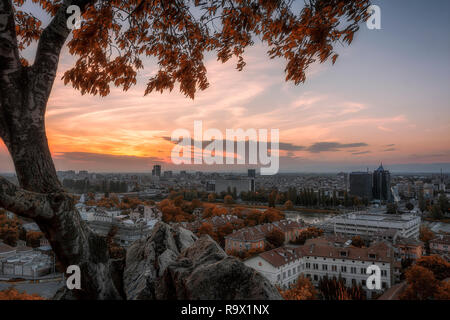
[1,0,449,173]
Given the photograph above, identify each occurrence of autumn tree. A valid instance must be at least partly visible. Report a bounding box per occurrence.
[400,256,450,300]
[216,222,233,247]
[224,195,234,206]
[207,193,216,203]
[280,275,317,300]
[190,198,202,211]
[263,208,285,222]
[351,235,364,248]
[419,226,435,255]
[0,213,22,246]
[0,0,370,299]
[266,228,284,248]
[284,200,294,211]
[106,226,126,259]
[291,227,323,245]
[415,255,450,281]
[318,276,366,300]
[400,265,441,300]
[26,230,44,247]
[0,287,44,300]
[198,222,214,238]
[173,195,184,208]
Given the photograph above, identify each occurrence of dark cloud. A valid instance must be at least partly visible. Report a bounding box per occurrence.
[385,144,395,147]
[352,151,371,155]
[161,136,305,152]
[306,142,368,153]
[279,142,305,151]
[384,148,396,152]
[163,136,370,155]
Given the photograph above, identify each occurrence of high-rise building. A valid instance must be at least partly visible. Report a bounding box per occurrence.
[163,171,172,178]
[349,172,373,200]
[373,163,391,201]
[248,169,256,192]
[152,165,161,177]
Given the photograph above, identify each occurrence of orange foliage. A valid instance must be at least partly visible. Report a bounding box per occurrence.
[227,248,265,260]
[351,235,365,248]
[415,255,450,281]
[284,200,294,210]
[419,226,435,244]
[161,204,194,223]
[224,195,234,205]
[198,222,214,237]
[400,258,450,300]
[26,231,44,248]
[280,275,317,300]
[0,212,22,246]
[0,287,44,300]
[13,0,369,98]
[202,205,228,219]
[291,227,323,245]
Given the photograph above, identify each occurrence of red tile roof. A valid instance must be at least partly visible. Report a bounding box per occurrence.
[256,238,396,268]
[225,219,306,242]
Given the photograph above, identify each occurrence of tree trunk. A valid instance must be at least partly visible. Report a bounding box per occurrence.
[0,0,123,299]
[0,71,124,300]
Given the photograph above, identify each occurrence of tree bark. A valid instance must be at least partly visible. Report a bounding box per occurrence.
[0,0,123,299]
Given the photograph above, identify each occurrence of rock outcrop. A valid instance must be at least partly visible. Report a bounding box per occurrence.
[123,222,282,300]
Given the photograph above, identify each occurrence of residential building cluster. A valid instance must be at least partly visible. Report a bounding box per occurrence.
[225,220,307,252]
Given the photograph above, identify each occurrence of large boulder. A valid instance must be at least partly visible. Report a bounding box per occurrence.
[123,222,197,299]
[123,222,282,300]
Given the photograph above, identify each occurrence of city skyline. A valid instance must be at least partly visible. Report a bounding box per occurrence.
[0,0,449,173]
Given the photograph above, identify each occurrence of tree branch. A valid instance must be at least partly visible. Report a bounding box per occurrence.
[0,175,54,219]
[0,0,21,74]
[32,0,99,77]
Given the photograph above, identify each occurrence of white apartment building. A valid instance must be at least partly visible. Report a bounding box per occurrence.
[333,212,421,239]
[244,237,400,298]
[0,242,52,278]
